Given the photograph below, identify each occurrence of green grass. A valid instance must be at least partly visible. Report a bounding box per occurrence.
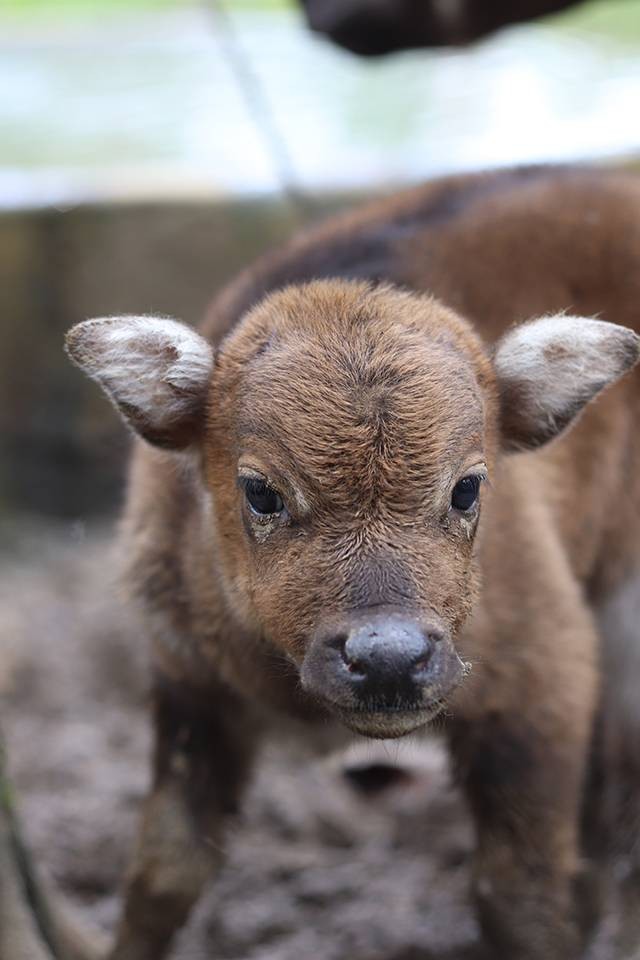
[548,0,640,44]
[3,0,293,16]
[4,0,638,43]
[6,0,179,10]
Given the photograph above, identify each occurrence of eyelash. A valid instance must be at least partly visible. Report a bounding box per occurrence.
[451,475,481,512]
[240,476,285,518]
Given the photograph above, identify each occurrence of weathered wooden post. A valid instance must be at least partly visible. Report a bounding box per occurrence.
[0,728,58,959]
[0,729,103,960]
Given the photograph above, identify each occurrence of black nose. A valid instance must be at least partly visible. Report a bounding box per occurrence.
[339,612,442,700]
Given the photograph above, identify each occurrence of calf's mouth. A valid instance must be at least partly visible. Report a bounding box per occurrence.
[299,608,469,739]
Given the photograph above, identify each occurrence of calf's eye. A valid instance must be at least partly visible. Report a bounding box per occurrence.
[451,475,481,512]
[243,478,284,517]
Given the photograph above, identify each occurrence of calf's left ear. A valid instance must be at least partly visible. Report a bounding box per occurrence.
[65,315,214,449]
[493,315,640,451]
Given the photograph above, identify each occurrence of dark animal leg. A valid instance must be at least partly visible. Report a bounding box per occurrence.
[110,677,258,960]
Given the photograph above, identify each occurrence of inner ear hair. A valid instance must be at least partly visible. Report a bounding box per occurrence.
[65,315,214,449]
[493,314,640,451]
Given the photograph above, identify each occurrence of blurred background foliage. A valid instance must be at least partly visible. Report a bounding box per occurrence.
[3,0,640,200]
[1,0,640,520]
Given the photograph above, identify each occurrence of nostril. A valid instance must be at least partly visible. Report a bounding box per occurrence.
[341,640,367,677]
[413,657,431,674]
[329,632,349,652]
[346,658,366,677]
[336,634,367,677]
[412,633,441,676]
[412,646,433,676]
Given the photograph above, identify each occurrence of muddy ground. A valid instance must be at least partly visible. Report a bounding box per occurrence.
[0,519,636,960]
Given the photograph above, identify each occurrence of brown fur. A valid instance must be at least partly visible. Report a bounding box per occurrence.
[67,166,640,959]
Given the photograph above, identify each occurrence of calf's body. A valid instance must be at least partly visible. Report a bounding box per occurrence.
[67,166,640,959]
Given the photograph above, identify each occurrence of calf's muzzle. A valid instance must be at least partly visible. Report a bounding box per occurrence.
[300,608,465,738]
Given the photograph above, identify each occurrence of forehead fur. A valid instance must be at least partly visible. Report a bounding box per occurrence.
[210,281,492,510]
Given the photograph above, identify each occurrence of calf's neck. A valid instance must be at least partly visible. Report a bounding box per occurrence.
[66,166,640,960]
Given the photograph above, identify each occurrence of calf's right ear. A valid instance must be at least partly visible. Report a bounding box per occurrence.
[65,315,214,449]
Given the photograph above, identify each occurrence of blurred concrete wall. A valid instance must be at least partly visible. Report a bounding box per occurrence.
[1,195,357,521]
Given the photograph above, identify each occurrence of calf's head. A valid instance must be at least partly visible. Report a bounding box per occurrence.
[66,281,639,737]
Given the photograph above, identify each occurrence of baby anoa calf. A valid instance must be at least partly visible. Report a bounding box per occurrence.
[67,166,640,960]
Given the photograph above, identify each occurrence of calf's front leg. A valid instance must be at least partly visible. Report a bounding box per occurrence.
[110,676,258,960]
[449,649,598,960]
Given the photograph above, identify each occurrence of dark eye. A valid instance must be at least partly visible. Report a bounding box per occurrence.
[451,475,481,512]
[243,478,284,517]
